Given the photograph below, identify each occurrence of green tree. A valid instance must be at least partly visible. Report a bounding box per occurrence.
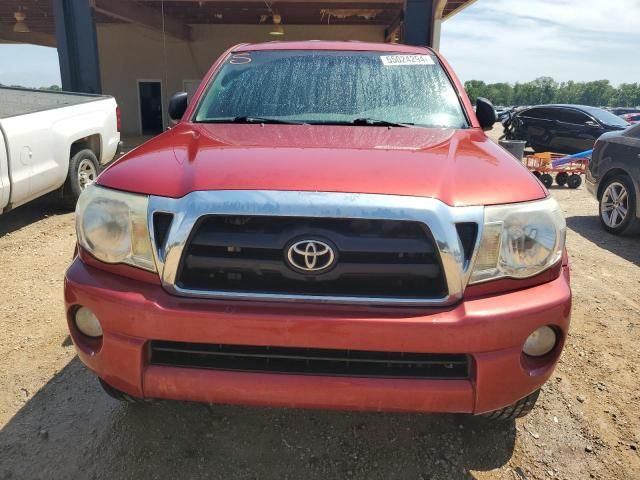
[486,83,513,105]
[577,80,614,106]
[609,83,640,107]
[532,77,558,104]
[464,80,487,103]
[464,77,640,108]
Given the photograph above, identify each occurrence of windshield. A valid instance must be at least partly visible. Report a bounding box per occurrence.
[194,50,468,128]
[583,106,630,128]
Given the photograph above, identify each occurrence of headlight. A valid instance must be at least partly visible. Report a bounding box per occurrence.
[469,197,565,284]
[76,184,156,272]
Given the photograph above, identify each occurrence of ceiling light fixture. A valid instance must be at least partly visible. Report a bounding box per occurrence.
[263,1,284,36]
[14,11,30,33]
[269,14,285,36]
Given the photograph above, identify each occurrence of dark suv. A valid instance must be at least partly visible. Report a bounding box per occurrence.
[505,105,629,154]
[586,122,640,234]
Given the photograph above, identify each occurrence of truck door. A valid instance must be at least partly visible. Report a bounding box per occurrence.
[0,120,33,207]
[1,113,58,207]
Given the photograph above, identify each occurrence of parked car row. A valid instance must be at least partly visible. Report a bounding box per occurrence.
[608,107,640,117]
[495,102,639,236]
[621,112,640,124]
[501,104,630,154]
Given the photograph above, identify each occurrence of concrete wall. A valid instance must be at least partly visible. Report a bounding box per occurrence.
[97,23,386,135]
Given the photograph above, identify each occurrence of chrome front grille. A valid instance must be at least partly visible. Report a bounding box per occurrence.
[148,190,484,306]
[175,215,447,299]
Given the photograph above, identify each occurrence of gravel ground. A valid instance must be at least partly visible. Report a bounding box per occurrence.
[0,145,639,479]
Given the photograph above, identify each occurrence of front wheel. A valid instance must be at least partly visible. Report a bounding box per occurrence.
[482,389,540,420]
[62,149,99,209]
[599,175,640,235]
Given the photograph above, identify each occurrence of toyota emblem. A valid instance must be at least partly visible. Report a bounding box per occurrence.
[286,239,336,273]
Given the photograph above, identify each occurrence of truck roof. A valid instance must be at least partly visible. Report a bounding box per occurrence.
[233,41,434,55]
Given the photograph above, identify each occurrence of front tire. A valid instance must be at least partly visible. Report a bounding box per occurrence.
[482,389,540,420]
[599,175,640,235]
[62,149,99,209]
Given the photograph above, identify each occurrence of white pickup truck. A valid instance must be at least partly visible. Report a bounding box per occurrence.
[0,87,121,212]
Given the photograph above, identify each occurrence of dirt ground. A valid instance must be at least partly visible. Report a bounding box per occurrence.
[1,139,639,479]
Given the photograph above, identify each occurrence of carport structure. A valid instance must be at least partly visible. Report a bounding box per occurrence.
[0,0,476,134]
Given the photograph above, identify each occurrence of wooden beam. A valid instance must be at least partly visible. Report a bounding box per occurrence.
[0,25,56,48]
[433,0,448,19]
[94,0,191,41]
[441,0,477,20]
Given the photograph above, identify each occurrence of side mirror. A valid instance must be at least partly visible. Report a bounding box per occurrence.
[168,91,188,122]
[585,120,599,128]
[476,97,497,130]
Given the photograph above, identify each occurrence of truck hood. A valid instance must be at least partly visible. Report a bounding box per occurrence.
[98,123,545,206]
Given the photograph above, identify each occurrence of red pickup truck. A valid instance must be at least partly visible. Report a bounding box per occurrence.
[64,41,571,420]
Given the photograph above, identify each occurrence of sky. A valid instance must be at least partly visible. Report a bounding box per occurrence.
[1,0,640,88]
[440,0,640,85]
[0,44,61,88]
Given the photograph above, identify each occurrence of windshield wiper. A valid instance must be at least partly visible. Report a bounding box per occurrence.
[196,116,306,125]
[351,118,414,127]
[197,117,413,127]
[306,118,414,127]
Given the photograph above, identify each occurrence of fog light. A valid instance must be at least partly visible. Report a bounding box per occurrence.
[74,307,103,338]
[523,326,557,357]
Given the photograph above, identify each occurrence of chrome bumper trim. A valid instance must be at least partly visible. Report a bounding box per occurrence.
[148,190,484,306]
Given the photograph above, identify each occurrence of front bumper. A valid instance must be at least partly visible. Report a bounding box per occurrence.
[64,258,571,414]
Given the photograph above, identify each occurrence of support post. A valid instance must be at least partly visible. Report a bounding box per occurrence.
[54,0,102,93]
[403,0,435,47]
[431,17,442,50]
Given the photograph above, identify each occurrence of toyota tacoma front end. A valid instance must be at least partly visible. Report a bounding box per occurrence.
[64,42,571,419]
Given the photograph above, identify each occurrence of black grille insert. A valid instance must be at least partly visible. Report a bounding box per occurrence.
[153,212,174,252]
[455,222,478,267]
[150,341,470,379]
[176,216,447,299]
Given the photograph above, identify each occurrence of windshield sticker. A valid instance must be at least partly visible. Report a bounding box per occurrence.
[229,53,252,65]
[380,55,434,66]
